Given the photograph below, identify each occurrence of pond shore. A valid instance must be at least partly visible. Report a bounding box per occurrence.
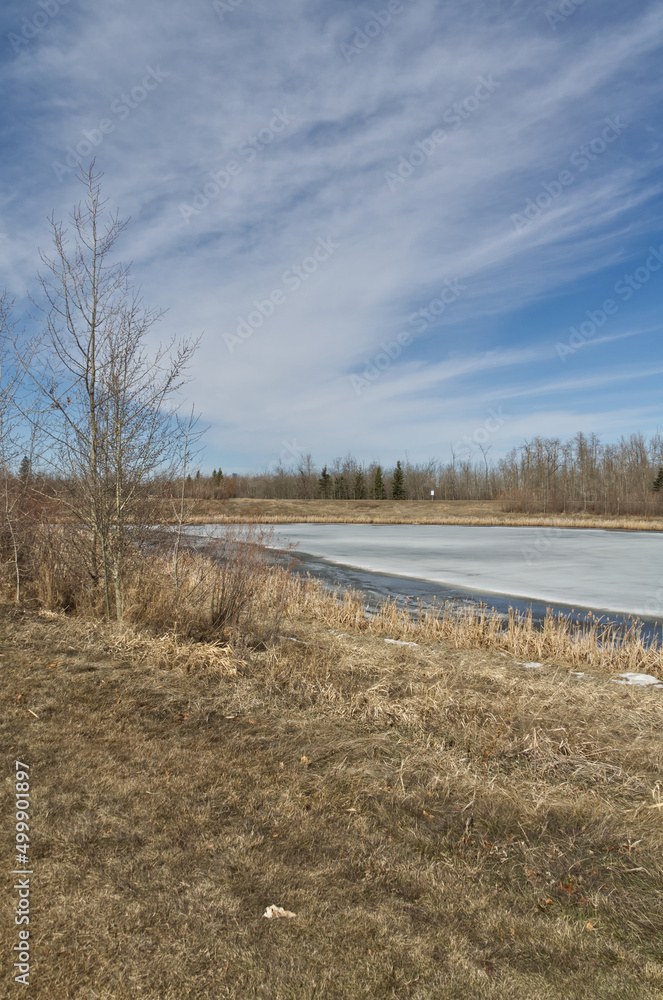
[175,498,663,531]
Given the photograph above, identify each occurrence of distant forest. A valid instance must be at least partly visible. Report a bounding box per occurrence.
[184,432,663,516]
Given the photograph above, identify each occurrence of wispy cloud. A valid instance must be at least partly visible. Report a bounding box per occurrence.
[1,0,662,468]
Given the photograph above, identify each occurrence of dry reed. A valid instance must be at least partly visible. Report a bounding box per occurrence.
[268,568,663,679]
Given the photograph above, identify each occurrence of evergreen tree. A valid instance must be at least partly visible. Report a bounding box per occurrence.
[653,467,663,492]
[334,473,348,499]
[353,469,367,499]
[370,465,386,499]
[391,460,406,500]
[18,455,31,481]
[318,466,332,498]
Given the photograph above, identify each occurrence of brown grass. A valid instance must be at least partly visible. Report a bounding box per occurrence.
[2,557,663,998]
[173,497,663,531]
[283,572,663,680]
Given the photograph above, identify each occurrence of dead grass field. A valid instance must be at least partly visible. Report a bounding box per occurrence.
[176,498,663,531]
[2,593,663,998]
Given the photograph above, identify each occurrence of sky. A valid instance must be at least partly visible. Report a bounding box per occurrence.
[1,0,662,473]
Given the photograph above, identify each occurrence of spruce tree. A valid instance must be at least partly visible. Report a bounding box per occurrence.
[391,460,406,500]
[318,466,332,498]
[18,455,31,481]
[653,467,663,492]
[353,469,367,499]
[370,465,386,499]
[334,474,348,499]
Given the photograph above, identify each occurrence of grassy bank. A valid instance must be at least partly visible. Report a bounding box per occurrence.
[2,554,662,998]
[175,497,663,531]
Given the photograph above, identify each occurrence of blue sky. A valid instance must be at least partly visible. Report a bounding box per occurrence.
[1,0,662,472]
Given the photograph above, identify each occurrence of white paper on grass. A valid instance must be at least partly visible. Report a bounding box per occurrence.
[263,905,297,919]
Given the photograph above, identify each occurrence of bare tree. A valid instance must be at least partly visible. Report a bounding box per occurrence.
[0,293,38,601]
[25,165,200,619]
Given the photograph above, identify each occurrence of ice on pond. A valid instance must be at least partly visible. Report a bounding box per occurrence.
[256,523,663,619]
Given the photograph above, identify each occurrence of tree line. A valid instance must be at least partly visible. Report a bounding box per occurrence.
[184,434,663,515]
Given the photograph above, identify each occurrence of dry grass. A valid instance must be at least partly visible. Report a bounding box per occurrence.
[282,572,663,680]
[2,562,663,998]
[174,498,663,531]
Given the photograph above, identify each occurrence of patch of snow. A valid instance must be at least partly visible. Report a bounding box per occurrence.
[384,638,419,647]
[612,672,663,688]
[517,661,543,669]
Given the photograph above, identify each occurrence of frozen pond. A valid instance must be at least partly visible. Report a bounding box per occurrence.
[256,523,663,621]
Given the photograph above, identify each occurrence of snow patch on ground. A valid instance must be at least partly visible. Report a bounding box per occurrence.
[612,672,663,688]
[383,638,419,647]
[517,661,543,669]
